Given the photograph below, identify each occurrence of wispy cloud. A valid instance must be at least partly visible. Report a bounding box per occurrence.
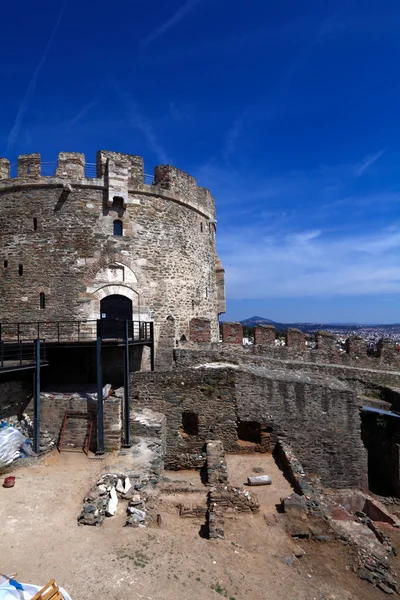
[286,230,322,245]
[7,2,66,152]
[114,83,169,164]
[67,102,96,132]
[141,0,205,48]
[219,225,400,300]
[354,148,386,176]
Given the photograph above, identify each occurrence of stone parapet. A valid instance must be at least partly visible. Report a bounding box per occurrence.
[55,152,85,179]
[0,158,10,179]
[285,328,305,350]
[346,335,368,357]
[221,322,243,344]
[254,324,275,346]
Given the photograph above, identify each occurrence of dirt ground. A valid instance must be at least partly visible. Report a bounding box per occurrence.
[0,451,389,600]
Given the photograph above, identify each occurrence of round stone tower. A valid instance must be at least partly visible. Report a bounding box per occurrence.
[0,151,225,365]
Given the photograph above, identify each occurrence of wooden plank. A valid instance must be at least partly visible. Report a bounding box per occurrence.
[31,579,65,600]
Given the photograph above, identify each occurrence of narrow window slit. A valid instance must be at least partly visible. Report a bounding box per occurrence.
[113,220,123,236]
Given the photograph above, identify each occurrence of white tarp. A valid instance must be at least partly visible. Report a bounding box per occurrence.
[0,428,30,468]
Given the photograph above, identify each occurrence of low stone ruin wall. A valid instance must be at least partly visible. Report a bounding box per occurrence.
[206,440,228,486]
[206,440,259,539]
[26,391,122,451]
[130,408,166,454]
[131,369,238,470]
[132,364,367,490]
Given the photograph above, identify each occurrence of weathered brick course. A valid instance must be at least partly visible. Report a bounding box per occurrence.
[221,322,242,344]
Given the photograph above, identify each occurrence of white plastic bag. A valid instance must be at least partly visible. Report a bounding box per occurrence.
[0,428,28,468]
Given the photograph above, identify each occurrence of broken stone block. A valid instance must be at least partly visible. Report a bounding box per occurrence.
[105,486,118,517]
[293,545,306,558]
[127,506,146,521]
[377,582,395,595]
[357,568,375,584]
[281,493,307,514]
[331,506,354,521]
[314,535,331,542]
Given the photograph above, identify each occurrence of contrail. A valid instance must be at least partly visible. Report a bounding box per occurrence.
[113,81,169,164]
[7,2,66,152]
[354,148,386,177]
[141,0,204,47]
[67,102,96,131]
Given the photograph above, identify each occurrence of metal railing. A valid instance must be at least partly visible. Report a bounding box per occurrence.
[8,163,154,183]
[0,339,47,368]
[9,163,98,178]
[0,320,153,344]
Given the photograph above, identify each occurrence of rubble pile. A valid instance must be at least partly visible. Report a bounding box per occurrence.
[126,493,147,527]
[279,442,400,594]
[78,472,149,527]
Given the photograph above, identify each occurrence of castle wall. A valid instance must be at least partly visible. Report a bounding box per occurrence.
[131,366,367,488]
[235,367,367,490]
[0,151,223,359]
[174,347,400,399]
[131,369,238,469]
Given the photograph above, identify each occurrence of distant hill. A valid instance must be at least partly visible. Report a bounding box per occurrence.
[236,316,400,335]
[240,316,282,328]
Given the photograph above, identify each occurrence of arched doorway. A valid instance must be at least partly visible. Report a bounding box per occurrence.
[100,294,133,338]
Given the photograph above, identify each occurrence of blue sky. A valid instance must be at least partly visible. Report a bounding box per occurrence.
[1,0,400,324]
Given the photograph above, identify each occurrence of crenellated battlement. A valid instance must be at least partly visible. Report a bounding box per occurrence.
[0,150,216,218]
[183,320,400,370]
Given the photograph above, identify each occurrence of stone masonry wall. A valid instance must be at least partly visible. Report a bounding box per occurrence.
[131,369,238,469]
[0,373,31,419]
[175,347,400,402]
[234,366,368,490]
[189,317,212,343]
[132,365,368,489]
[221,322,242,344]
[0,150,223,362]
[286,328,306,350]
[25,393,122,451]
[254,324,275,346]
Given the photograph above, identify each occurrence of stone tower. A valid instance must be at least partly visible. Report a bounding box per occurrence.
[0,151,225,366]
